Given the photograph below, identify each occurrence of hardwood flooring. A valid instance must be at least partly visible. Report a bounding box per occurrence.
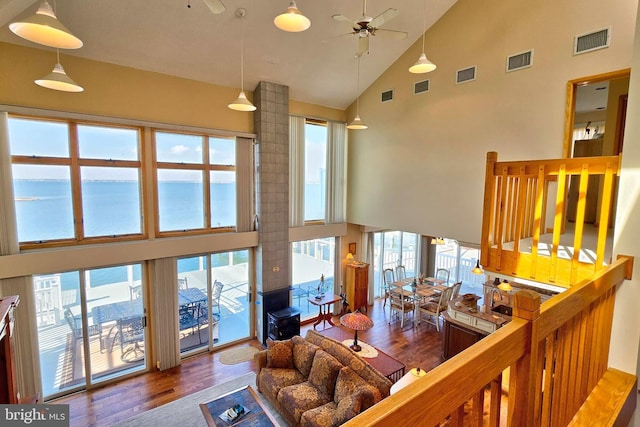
[54,298,445,426]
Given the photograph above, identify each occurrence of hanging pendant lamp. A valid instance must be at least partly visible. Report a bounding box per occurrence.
[229,9,256,112]
[409,0,436,74]
[35,49,83,92]
[10,1,83,49]
[274,1,311,32]
[347,56,367,130]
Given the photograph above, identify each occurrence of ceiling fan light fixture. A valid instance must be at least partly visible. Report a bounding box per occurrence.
[9,1,83,49]
[35,62,84,92]
[347,114,368,130]
[409,53,437,74]
[228,91,256,111]
[274,1,311,32]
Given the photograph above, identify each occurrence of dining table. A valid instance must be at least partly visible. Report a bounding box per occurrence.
[389,278,448,320]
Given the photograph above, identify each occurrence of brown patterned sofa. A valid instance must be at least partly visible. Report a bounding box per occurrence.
[255,329,393,427]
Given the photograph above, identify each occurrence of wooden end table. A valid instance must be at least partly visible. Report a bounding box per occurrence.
[308,294,341,330]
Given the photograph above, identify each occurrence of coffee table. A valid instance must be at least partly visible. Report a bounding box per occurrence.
[200,385,278,426]
[320,326,406,383]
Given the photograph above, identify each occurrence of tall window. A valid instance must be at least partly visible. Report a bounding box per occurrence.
[304,121,327,222]
[435,240,486,296]
[155,131,236,233]
[8,117,143,247]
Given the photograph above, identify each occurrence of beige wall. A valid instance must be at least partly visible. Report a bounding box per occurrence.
[346,0,638,244]
[0,42,345,133]
[603,76,630,154]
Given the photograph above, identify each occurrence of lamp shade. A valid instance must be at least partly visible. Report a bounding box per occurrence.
[340,310,373,331]
[346,115,368,130]
[471,260,484,275]
[9,1,83,49]
[274,1,311,32]
[409,53,436,74]
[498,280,513,292]
[345,252,354,261]
[35,63,84,92]
[228,91,256,111]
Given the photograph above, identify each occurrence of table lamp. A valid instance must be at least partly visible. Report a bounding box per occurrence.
[339,310,373,352]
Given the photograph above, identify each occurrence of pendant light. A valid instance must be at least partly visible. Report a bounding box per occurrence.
[228,9,256,112]
[274,1,311,33]
[35,49,84,92]
[347,56,367,130]
[9,1,83,49]
[408,0,436,74]
[471,260,484,275]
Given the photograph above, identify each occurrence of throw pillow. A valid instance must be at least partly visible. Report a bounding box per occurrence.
[266,338,294,369]
[334,366,378,410]
[292,335,320,377]
[308,350,343,397]
[333,393,363,425]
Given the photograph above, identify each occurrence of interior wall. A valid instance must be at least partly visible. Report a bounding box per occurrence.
[346,0,638,244]
[603,76,630,154]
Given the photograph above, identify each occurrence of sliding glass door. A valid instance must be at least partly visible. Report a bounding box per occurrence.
[372,231,419,298]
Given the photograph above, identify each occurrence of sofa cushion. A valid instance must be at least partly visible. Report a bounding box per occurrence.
[300,401,338,427]
[258,367,306,404]
[292,335,320,377]
[334,393,363,425]
[278,382,332,423]
[334,366,379,410]
[266,338,294,369]
[308,350,343,397]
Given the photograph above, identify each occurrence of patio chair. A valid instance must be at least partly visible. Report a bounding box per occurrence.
[212,280,224,315]
[179,302,201,344]
[64,308,103,350]
[382,268,395,308]
[395,265,407,281]
[435,268,450,285]
[388,290,415,328]
[116,316,145,362]
[418,286,454,331]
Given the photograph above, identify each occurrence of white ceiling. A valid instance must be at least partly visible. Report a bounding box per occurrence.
[0,0,457,110]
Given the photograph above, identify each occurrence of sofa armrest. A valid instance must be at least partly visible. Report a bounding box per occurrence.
[255,350,267,372]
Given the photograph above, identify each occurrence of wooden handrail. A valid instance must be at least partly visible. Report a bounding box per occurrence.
[344,256,634,426]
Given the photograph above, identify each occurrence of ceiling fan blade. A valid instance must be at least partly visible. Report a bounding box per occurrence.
[203,0,225,14]
[358,36,369,56]
[332,14,357,25]
[369,8,398,29]
[374,29,408,40]
[321,32,354,44]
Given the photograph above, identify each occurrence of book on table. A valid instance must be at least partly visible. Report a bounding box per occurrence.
[218,404,250,425]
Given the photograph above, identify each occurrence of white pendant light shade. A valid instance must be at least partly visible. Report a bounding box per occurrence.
[35,63,84,92]
[409,53,437,74]
[347,115,367,130]
[274,1,311,32]
[228,91,256,111]
[9,1,83,49]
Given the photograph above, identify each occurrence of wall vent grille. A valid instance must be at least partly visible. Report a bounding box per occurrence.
[456,66,476,84]
[507,50,533,72]
[381,89,394,103]
[414,80,430,94]
[574,28,610,55]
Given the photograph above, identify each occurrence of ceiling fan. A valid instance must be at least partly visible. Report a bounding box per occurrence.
[187,0,226,14]
[331,0,408,56]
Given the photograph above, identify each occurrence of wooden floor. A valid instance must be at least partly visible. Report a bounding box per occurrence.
[54,298,445,426]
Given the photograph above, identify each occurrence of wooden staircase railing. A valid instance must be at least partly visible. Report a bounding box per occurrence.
[344,255,635,426]
[479,151,620,287]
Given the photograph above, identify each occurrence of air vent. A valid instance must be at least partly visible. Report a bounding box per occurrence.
[414,79,430,95]
[507,50,533,72]
[574,27,610,55]
[456,66,476,84]
[381,89,394,103]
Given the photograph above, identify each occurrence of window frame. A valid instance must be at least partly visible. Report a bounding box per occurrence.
[303,118,328,225]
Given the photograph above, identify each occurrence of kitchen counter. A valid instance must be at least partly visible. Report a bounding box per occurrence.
[446,294,511,334]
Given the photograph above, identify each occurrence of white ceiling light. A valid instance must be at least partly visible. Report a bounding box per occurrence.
[274,1,311,32]
[9,1,83,49]
[347,56,367,130]
[228,9,256,112]
[409,0,436,74]
[35,49,84,92]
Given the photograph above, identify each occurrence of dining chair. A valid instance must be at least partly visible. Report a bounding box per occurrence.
[435,268,450,285]
[418,286,454,331]
[395,265,407,281]
[388,290,415,328]
[450,281,462,299]
[382,268,395,308]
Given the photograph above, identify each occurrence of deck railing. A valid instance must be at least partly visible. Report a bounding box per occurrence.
[344,255,635,426]
[479,151,620,287]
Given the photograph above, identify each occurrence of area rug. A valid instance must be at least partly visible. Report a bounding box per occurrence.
[219,346,260,365]
[113,372,288,427]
